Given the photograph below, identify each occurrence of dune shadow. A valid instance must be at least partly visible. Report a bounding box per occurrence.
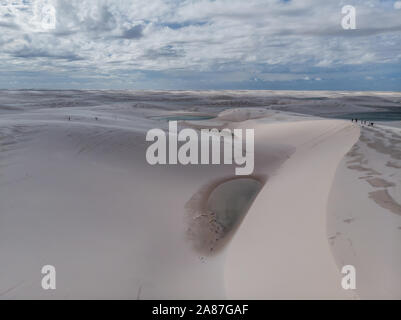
[185,175,266,255]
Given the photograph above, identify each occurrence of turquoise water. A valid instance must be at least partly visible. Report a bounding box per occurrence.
[332,111,401,122]
[151,115,215,121]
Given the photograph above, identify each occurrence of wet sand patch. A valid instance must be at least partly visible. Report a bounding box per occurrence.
[359,175,373,180]
[386,161,401,169]
[347,165,381,175]
[366,178,395,188]
[366,139,401,160]
[347,144,360,157]
[391,132,401,140]
[388,138,401,145]
[346,155,365,165]
[368,189,401,216]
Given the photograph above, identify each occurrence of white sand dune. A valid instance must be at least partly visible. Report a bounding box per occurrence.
[225,120,360,299]
[1,90,400,299]
[0,118,229,299]
[327,123,401,299]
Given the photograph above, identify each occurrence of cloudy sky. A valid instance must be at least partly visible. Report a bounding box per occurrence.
[0,0,400,90]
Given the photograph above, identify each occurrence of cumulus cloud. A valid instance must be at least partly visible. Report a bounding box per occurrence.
[0,0,400,89]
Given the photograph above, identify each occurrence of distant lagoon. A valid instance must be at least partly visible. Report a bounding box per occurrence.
[150,114,216,121]
[330,111,401,122]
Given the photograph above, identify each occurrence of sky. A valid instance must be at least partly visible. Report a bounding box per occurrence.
[0,0,400,90]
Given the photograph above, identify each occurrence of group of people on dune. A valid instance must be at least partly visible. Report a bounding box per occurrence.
[351,118,374,126]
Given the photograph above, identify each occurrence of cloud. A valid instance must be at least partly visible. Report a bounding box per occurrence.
[144,45,185,60]
[120,25,143,39]
[11,46,84,61]
[0,0,400,89]
[0,20,19,29]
